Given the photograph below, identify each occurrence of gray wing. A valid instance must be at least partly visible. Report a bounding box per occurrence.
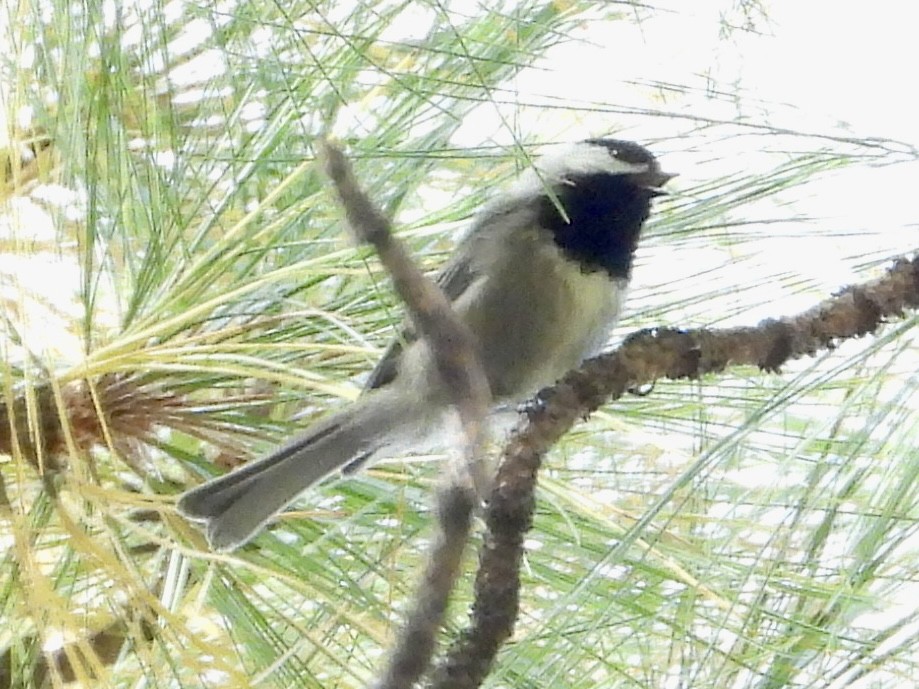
[363,236,482,391]
[363,193,535,392]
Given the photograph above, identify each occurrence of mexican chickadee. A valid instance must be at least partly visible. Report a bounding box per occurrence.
[179,138,673,550]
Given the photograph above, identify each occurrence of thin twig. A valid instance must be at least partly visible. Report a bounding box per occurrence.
[320,139,491,689]
[431,255,919,689]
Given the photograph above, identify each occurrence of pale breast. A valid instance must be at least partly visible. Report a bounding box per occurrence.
[452,230,624,400]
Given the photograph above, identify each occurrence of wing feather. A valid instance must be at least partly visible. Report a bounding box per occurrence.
[363,238,481,391]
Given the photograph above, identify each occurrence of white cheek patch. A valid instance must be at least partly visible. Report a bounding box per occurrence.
[509,142,649,197]
[542,142,649,178]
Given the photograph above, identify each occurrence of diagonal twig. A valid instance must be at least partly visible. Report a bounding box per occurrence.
[320,139,492,689]
[431,255,919,689]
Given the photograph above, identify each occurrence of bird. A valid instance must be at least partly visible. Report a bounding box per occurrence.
[178,138,673,551]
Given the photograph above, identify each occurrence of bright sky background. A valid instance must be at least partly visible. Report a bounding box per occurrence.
[442,1,918,331]
[1,2,917,680]
[328,0,918,331]
[2,1,916,361]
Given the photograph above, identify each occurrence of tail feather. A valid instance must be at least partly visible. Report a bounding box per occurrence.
[178,390,428,551]
[178,416,347,519]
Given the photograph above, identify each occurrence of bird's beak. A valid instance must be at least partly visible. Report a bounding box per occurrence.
[640,169,677,196]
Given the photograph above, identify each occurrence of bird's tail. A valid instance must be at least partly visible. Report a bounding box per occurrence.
[178,390,423,551]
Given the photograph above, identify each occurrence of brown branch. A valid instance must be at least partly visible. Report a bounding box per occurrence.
[320,140,491,689]
[320,141,491,454]
[376,484,476,689]
[0,374,196,476]
[0,603,157,688]
[0,128,53,193]
[431,255,919,689]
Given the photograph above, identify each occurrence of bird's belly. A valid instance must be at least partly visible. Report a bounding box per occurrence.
[457,249,625,401]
